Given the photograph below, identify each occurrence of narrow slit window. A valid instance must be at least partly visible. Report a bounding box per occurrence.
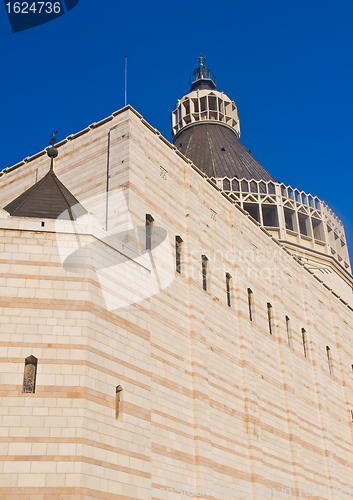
[202,255,208,291]
[285,316,291,346]
[351,409,353,423]
[302,328,307,358]
[145,214,154,251]
[326,346,333,375]
[116,385,123,419]
[267,303,273,335]
[226,273,232,307]
[247,288,253,321]
[175,236,183,273]
[22,355,38,394]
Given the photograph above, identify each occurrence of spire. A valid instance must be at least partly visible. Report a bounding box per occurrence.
[189,54,216,92]
[3,131,87,221]
[47,129,59,170]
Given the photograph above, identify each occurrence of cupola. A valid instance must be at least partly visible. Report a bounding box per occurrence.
[171,56,240,140]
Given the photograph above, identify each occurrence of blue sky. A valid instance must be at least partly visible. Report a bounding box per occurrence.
[1,0,353,259]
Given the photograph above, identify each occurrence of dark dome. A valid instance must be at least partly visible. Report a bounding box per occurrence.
[174,122,275,181]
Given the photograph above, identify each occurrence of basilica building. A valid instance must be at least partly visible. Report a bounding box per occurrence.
[0,58,352,500]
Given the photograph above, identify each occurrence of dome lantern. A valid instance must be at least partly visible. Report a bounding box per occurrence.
[171,56,240,140]
[189,55,217,92]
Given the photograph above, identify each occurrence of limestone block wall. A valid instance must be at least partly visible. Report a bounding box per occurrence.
[0,224,153,499]
[0,107,352,500]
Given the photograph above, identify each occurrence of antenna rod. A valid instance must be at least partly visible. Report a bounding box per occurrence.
[125,56,127,106]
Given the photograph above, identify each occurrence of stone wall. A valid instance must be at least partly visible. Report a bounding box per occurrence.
[0,107,352,499]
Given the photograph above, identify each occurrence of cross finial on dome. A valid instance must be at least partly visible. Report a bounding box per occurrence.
[198,54,205,66]
[47,129,59,170]
[49,129,58,146]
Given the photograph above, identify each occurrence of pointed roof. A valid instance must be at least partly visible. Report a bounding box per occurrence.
[3,168,87,220]
[175,122,276,181]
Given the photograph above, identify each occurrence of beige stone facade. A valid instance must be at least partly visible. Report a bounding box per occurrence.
[0,106,353,500]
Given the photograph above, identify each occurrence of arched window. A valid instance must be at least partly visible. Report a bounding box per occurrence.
[145,214,154,251]
[302,329,308,358]
[116,385,123,420]
[267,303,273,335]
[285,316,291,346]
[22,355,38,394]
[247,288,253,322]
[175,236,183,273]
[226,273,232,307]
[202,255,208,291]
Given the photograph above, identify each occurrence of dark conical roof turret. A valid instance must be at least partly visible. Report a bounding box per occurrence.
[3,168,88,220]
[3,134,87,220]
